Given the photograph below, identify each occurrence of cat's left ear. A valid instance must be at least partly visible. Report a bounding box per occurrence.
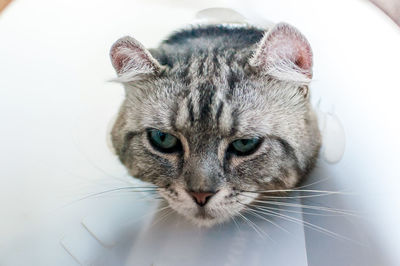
[250,23,313,84]
[110,36,161,83]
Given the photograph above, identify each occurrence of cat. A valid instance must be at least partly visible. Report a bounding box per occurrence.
[109,21,321,227]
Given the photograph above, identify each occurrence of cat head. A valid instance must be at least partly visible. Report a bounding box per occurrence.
[109,23,320,227]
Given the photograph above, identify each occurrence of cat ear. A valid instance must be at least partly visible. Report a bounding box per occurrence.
[250,23,313,84]
[110,36,161,82]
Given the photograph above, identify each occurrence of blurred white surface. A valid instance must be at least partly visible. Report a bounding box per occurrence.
[0,0,399,265]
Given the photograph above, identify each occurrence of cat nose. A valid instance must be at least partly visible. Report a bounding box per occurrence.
[188,191,215,206]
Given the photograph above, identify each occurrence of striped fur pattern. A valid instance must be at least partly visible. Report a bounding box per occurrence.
[110,24,321,226]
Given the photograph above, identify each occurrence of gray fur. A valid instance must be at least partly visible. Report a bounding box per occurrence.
[110,23,321,226]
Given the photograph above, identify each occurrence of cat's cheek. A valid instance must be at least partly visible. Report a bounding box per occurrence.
[282,168,301,188]
[126,163,139,177]
[125,160,159,184]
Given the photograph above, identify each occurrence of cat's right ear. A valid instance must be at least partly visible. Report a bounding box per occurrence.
[249,23,313,85]
[110,36,161,83]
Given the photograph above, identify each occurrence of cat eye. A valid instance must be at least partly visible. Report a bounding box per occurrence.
[228,138,262,156]
[147,129,182,153]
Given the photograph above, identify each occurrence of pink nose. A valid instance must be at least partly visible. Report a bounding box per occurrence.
[189,191,215,206]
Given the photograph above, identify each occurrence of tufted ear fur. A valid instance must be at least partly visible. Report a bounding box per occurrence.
[110,36,161,83]
[250,23,313,84]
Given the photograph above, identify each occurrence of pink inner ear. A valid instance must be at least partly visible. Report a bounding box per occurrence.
[253,23,313,78]
[110,39,132,73]
[268,25,312,70]
[292,42,312,71]
[110,36,157,74]
[111,47,128,72]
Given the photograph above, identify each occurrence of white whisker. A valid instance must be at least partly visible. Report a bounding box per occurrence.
[255,191,352,199]
[293,176,332,190]
[250,203,347,217]
[237,212,269,240]
[150,207,174,228]
[244,209,290,234]
[246,204,364,246]
[230,214,241,232]
[242,196,360,217]
[243,189,352,195]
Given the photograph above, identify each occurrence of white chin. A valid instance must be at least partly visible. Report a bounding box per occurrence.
[186,214,227,227]
[165,203,226,227]
[180,209,232,227]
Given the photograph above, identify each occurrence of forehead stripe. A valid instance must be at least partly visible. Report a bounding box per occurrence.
[198,81,216,121]
[187,96,195,125]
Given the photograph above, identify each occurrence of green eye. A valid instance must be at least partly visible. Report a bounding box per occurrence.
[148,129,181,153]
[229,138,262,156]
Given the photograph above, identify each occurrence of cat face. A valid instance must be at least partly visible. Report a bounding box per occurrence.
[110,23,321,227]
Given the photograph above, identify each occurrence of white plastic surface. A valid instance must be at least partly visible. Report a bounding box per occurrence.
[1,1,400,266]
[316,104,346,164]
